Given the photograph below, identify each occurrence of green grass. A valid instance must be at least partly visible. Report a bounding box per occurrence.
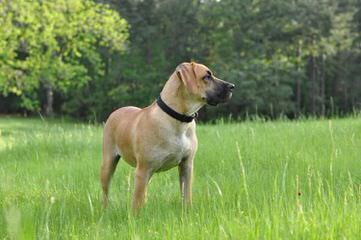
[1,116,361,239]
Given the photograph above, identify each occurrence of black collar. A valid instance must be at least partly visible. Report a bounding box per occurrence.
[156,96,197,123]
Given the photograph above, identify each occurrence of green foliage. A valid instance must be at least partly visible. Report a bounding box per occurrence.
[0,0,361,121]
[0,0,128,111]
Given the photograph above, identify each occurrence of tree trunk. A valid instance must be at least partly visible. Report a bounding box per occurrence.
[320,55,326,117]
[44,83,54,117]
[296,43,302,116]
[311,55,317,115]
[343,82,348,114]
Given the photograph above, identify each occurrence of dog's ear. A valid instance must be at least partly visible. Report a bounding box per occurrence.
[176,62,197,94]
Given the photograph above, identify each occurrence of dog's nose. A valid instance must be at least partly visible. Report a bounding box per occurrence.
[227,83,235,90]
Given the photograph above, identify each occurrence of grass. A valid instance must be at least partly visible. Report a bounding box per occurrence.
[1,116,361,239]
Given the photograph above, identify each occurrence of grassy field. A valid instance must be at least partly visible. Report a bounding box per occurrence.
[1,116,361,239]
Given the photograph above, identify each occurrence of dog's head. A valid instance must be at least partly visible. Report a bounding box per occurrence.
[176,62,235,106]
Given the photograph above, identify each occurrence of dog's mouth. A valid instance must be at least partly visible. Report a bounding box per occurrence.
[206,91,233,106]
[204,80,234,106]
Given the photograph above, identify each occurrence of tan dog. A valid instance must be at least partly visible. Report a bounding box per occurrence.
[101,62,234,213]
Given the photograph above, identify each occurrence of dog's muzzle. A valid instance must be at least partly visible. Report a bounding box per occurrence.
[206,82,235,106]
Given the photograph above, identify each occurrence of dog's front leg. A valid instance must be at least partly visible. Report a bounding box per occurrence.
[178,156,194,207]
[132,166,152,214]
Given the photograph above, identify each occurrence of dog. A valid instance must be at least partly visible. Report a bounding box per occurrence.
[101,62,234,213]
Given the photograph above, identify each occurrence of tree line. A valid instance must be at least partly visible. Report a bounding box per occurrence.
[0,0,360,121]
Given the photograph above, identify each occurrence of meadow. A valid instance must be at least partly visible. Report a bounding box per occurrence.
[1,116,361,239]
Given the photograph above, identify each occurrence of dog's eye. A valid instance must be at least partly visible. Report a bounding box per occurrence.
[203,74,212,81]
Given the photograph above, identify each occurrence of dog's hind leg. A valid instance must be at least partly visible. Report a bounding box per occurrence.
[101,129,120,208]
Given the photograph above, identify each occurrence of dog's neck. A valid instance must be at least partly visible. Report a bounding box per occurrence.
[160,74,204,117]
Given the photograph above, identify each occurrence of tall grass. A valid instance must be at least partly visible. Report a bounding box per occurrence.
[1,116,361,239]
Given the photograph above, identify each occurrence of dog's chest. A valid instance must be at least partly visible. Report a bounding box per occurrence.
[152,134,192,172]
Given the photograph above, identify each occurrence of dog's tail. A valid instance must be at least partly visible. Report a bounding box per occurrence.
[100,123,120,208]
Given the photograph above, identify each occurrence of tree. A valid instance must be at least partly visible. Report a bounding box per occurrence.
[0,0,128,115]
[1,0,360,121]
